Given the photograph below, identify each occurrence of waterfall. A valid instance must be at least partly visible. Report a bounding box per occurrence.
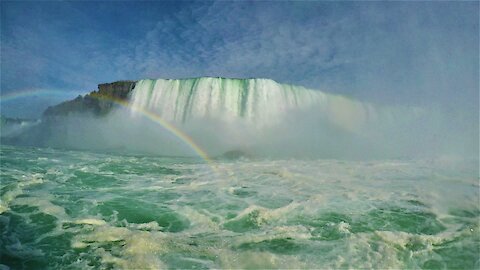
[129,77,376,132]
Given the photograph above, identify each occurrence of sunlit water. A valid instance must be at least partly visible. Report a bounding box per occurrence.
[1,145,478,269]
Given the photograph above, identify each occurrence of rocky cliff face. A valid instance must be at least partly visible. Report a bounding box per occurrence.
[43,81,136,117]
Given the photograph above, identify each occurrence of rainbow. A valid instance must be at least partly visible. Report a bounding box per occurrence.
[1,88,226,176]
[90,94,218,168]
[94,95,231,178]
[0,88,83,103]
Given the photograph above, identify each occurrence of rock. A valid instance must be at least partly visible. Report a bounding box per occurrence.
[43,81,136,117]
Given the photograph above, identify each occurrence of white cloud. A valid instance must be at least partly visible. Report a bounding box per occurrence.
[1,1,478,118]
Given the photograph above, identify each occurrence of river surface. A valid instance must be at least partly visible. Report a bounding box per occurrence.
[1,145,478,269]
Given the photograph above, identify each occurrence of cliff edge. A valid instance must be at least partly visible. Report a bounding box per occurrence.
[43,81,136,117]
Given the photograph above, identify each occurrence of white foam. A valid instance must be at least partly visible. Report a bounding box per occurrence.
[0,173,44,214]
[12,196,68,220]
[73,218,107,226]
[2,145,478,269]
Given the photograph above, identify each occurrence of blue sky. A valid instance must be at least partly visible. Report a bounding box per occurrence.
[1,1,478,119]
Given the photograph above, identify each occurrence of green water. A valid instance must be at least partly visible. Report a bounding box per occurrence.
[0,145,478,269]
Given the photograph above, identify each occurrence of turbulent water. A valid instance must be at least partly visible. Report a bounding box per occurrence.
[1,144,478,269]
[1,77,478,268]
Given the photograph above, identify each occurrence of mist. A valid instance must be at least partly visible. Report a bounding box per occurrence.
[5,96,476,161]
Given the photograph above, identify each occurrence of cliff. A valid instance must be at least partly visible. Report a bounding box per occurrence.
[43,81,136,117]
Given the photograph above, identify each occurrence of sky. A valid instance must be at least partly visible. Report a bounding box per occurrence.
[0,1,478,119]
